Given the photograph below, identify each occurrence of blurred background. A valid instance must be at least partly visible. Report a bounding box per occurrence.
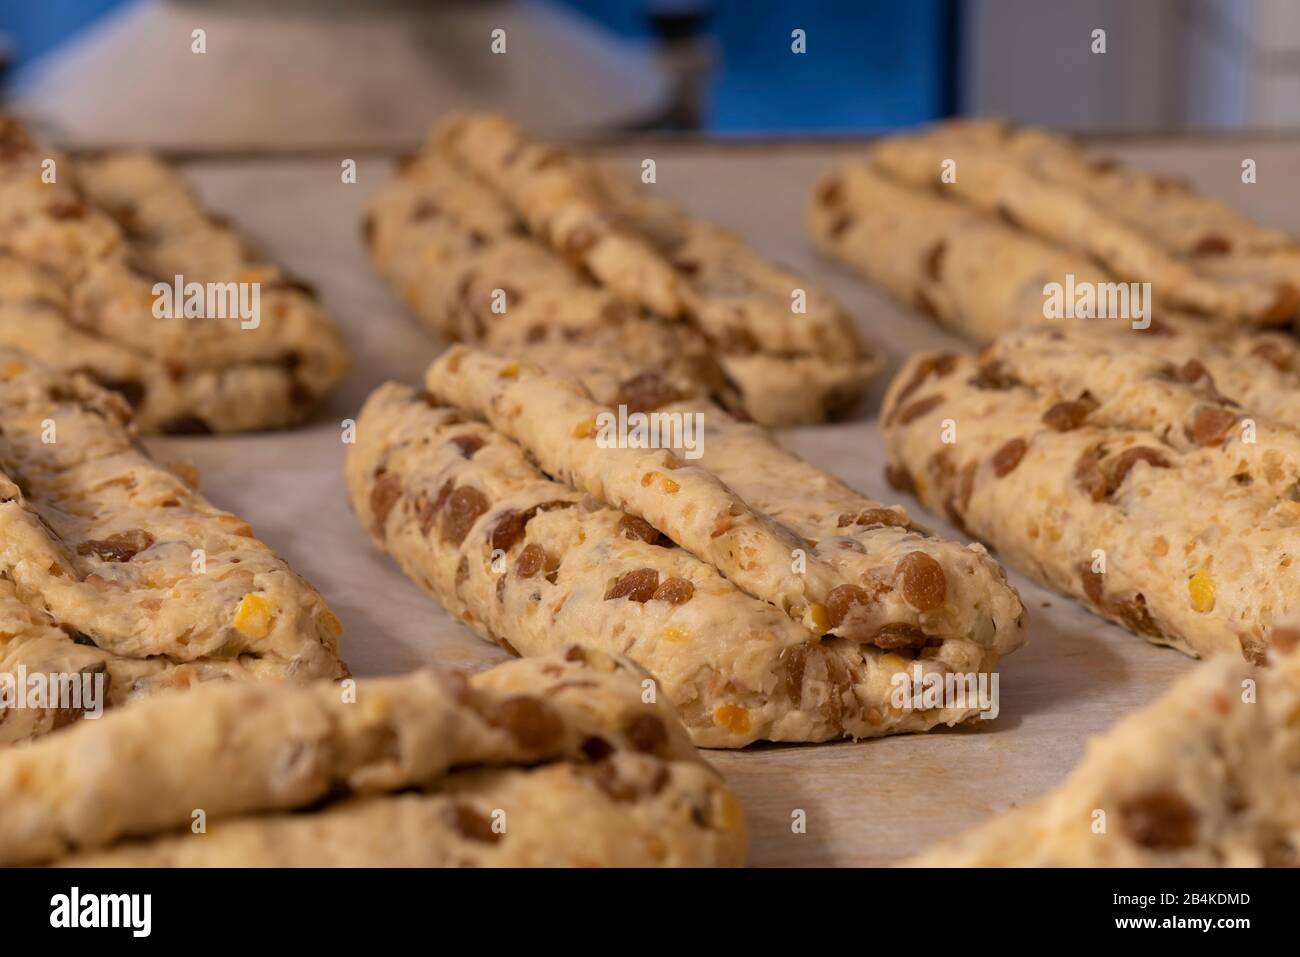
[1,0,1298,150]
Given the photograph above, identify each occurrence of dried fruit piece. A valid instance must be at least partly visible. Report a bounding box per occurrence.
[441,486,490,544]
[588,758,669,802]
[651,577,694,605]
[605,568,659,602]
[714,703,751,735]
[870,623,928,650]
[1188,570,1215,613]
[809,602,830,633]
[1105,447,1170,495]
[824,584,872,630]
[640,471,680,494]
[479,695,563,750]
[1191,235,1231,256]
[1042,399,1094,432]
[76,529,155,563]
[894,394,944,426]
[489,509,527,552]
[897,551,947,611]
[1079,563,1106,606]
[969,360,1020,391]
[1188,407,1238,448]
[1119,791,1197,849]
[895,354,958,407]
[617,514,662,545]
[615,371,683,414]
[778,642,852,722]
[991,437,1027,477]
[418,480,454,536]
[446,803,501,844]
[233,593,274,638]
[839,507,908,528]
[1074,448,1107,502]
[627,713,668,755]
[449,433,485,458]
[515,543,548,578]
[1177,358,1211,384]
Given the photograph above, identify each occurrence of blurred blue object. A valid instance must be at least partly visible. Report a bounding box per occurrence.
[0,0,127,68]
[559,0,955,132]
[1,0,953,134]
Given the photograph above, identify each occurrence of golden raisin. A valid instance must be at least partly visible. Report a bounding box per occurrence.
[515,543,548,578]
[441,486,489,544]
[969,360,1021,390]
[479,695,563,750]
[992,437,1027,477]
[824,584,872,630]
[1189,407,1238,447]
[1105,447,1170,494]
[615,372,683,414]
[490,509,527,552]
[651,577,694,604]
[605,568,659,602]
[1042,399,1094,432]
[617,514,663,545]
[869,622,928,650]
[897,551,947,611]
[894,394,944,426]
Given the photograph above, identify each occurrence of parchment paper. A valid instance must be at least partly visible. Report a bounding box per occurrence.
[152,136,1300,865]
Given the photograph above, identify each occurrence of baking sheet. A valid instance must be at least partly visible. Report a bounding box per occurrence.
[151,136,1300,865]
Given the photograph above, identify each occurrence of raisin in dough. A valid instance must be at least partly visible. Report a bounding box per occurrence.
[867,118,1298,324]
[0,119,348,433]
[809,150,1300,347]
[0,351,347,746]
[345,380,1024,747]
[881,324,1300,660]
[0,652,745,867]
[364,113,880,427]
[906,631,1300,866]
[427,345,1024,654]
